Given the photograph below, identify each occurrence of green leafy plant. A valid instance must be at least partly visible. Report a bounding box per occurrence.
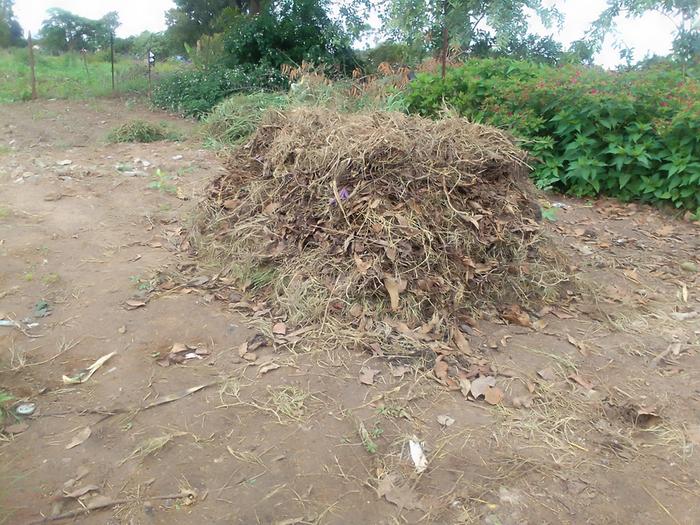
[148,169,177,194]
[152,65,288,118]
[0,390,14,425]
[405,58,700,214]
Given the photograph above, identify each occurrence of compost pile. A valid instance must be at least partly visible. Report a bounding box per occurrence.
[195,107,566,357]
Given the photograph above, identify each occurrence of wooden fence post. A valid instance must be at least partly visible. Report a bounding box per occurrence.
[28,31,37,99]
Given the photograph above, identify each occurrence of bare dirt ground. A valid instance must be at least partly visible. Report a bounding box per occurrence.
[1,99,699,525]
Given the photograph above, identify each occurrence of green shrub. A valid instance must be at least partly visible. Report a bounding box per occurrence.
[151,65,289,118]
[108,120,179,143]
[205,92,289,146]
[404,59,700,214]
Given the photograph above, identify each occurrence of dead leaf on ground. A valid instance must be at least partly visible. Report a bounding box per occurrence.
[567,334,588,355]
[377,473,425,510]
[123,299,147,310]
[532,319,548,331]
[671,311,698,321]
[470,376,496,398]
[537,367,557,382]
[433,358,448,382]
[453,329,471,354]
[3,422,28,434]
[501,305,531,327]
[484,386,504,405]
[238,342,249,357]
[391,364,409,377]
[383,276,406,311]
[567,374,594,391]
[551,309,575,320]
[459,378,471,397]
[437,415,455,427]
[63,484,100,499]
[258,362,280,376]
[353,254,371,274]
[66,427,92,449]
[359,366,380,385]
[272,322,287,336]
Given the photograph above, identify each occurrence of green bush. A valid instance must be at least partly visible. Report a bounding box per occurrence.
[152,66,288,118]
[404,59,700,214]
[205,92,289,146]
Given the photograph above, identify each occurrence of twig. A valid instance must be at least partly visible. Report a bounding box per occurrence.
[28,491,193,524]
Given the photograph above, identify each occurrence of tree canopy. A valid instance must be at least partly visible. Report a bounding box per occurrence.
[380,0,561,57]
[39,8,120,53]
[0,0,23,47]
[589,0,699,64]
[223,0,357,71]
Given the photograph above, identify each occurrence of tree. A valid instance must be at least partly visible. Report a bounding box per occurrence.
[223,0,358,72]
[0,0,23,47]
[380,0,561,77]
[166,0,260,51]
[589,0,699,65]
[39,8,120,54]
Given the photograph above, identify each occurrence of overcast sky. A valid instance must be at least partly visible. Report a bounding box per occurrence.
[14,0,678,68]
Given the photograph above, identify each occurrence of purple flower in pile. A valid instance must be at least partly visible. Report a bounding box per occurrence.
[329,187,350,205]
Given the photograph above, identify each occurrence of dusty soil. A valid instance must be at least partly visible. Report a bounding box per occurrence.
[1,99,699,525]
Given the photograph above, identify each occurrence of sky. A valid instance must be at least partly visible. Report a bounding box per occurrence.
[13,0,679,68]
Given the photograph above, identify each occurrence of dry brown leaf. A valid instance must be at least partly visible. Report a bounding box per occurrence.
[263,202,280,214]
[567,374,594,390]
[64,484,100,499]
[123,300,146,310]
[436,415,455,427]
[459,378,471,397]
[353,254,371,274]
[532,319,548,331]
[66,427,92,449]
[502,305,531,327]
[359,366,380,385]
[243,352,257,362]
[470,376,496,398]
[391,365,409,377]
[484,386,504,405]
[566,334,588,355]
[537,367,556,382]
[258,362,280,376]
[383,276,406,311]
[3,422,28,434]
[377,474,425,510]
[272,322,287,336]
[551,309,575,320]
[237,342,248,357]
[433,358,448,381]
[453,329,471,355]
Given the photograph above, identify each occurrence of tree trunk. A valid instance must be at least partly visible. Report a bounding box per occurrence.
[441,0,449,79]
[249,0,260,15]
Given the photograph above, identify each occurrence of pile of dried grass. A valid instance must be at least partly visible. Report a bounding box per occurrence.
[194,107,568,356]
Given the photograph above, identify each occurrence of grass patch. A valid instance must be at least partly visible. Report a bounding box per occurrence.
[204,92,288,147]
[0,391,13,426]
[108,120,180,143]
[0,48,183,103]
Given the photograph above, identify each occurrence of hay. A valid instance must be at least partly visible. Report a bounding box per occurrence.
[194,107,568,354]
